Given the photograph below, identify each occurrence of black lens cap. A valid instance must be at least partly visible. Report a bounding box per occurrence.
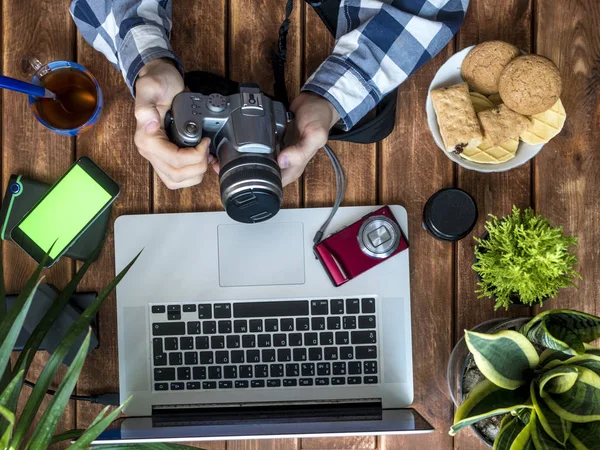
[225,189,281,224]
[423,188,478,241]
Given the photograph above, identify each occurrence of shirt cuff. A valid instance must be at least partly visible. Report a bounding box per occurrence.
[301,55,381,131]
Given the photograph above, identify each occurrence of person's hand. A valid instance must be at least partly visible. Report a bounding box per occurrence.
[278,92,340,186]
[134,58,212,189]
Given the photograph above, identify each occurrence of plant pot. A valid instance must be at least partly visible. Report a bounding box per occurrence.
[447,316,531,447]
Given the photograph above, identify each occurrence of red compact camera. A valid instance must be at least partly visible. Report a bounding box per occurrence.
[314,206,409,286]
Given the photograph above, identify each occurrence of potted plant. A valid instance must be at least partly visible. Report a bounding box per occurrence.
[449,309,600,449]
[0,244,202,449]
[473,206,580,310]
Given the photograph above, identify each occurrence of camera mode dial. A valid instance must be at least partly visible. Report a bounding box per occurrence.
[207,94,227,113]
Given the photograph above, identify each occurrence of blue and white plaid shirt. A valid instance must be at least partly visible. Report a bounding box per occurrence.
[70,0,468,130]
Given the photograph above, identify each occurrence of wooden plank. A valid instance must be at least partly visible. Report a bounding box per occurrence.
[534,1,599,314]
[454,1,533,449]
[301,436,376,450]
[153,0,227,214]
[379,47,456,450]
[2,0,76,447]
[229,439,300,450]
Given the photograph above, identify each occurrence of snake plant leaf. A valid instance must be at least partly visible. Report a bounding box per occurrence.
[531,381,571,445]
[494,415,526,450]
[530,409,568,450]
[568,422,600,450]
[450,379,531,436]
[25,331,91,450]
[542,367,600,422]
[510,422,535,450]
[563,354,600,377]
[541,349,573,367]
[584,344,600,357]
[539,366,579,395]
[465,330,539,390]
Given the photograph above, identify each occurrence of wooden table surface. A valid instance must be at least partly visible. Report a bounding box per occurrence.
[2,0,598,449]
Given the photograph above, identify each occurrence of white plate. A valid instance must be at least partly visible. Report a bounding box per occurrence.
[426,46,544,173]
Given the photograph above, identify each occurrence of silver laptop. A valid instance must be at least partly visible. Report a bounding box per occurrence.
[95,205,432,444]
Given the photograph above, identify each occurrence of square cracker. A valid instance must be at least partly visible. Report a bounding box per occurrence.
[431,82,483,153]
[478,104,532,145]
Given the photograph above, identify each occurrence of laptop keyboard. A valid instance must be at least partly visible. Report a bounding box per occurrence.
[150,298,380,392]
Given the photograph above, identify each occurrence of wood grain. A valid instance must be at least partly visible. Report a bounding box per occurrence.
[301,436,376,449]
[228,439,300,450]
[2,1,75,447]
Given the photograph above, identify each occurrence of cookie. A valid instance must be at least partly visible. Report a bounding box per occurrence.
[520,99,567,145]
[462,137,519,164]
[477,104,532,145]
[498,55,562,115]
[461,41,520,95]
[470,92,495,113]
[431,82,483,153]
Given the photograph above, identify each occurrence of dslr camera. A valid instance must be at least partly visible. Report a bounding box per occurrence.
[166,84,292,223]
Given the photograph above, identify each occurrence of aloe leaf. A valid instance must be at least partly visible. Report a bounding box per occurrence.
[10,252,141,450]
[531,381,571,445]
[539,366,579,395]
[530,409,567,450]
[465,330,539,390]
[450,379,531,436]
[0,404,15,449]
[568,422,600,450]
[49,429,84,445]
[543,367,600,423]
[26,331,91,450]
[494,415,526,450]
[510,422,535,450]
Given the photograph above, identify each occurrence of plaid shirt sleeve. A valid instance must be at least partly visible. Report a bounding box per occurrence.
[303,0,469,130]
[69,0,182,96]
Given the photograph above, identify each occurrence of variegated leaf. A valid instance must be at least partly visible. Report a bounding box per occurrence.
[510,422,535,450]
[568,422,600,450]
[539,366,579,395]
[563,354,600,377]
[530,409,568,450]
[531,381,571,444]
[584,344,600,358]
[494,415,526,450]
[543,367,600,423]
[541,349,572,366]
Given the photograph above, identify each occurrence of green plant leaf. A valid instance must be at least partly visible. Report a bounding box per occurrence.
[541,349,573,366]
[0,370,24,409]
[562,354,600,377]
[568,422,600,450]
[539,366,579,395]
[531,381,571,445]
[25,331,91,450]
[583,344,600,358]
[510,422,535,450]
[450,379,531,436]
[465,330,539,390]
[530,409,567,450]
[0,404,15,449]
[50,429,85,445]
[543,367,600,422]
[494,415,526,450]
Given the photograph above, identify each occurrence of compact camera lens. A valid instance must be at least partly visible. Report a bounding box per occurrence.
[358,216,401,258]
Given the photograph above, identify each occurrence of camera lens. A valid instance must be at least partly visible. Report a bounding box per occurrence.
[219,156,283,223]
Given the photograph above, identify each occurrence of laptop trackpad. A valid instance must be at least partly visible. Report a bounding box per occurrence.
[218,222,305,287]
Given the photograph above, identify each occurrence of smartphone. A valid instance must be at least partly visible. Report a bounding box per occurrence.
[11,157,119,267]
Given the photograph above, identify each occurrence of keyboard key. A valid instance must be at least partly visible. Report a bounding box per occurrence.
[324,347,338,361]
[258,334,271,347]
[224,366,237,379]
[265,319,279,332]
[193,367,206,380]
[187,381,201,390]
[152,305,165,314]
[234,320,248,333]
[311,300,328,315]
[226,335,241,348]
[177,367,191,380]
[198,304,212,319]
[184,351,198,365]
[327,317,341,330]
[214,303,232,318]
[240,365,253,378]
[231,350,245,363]
[273,334,287,347]
[362,298,376,313]
[267,379,281,387]
[333,362,347,375]
[358,315,376,329]
[301,363,315,376]
[219,381,233,389]
[320,332,334,346]
[169,352,182,366]
[332,377,345,385]
[183,304,196,312]
[335,331,350,345]
[234,301,309,318]
[343,316,356,329]
[280,318,294,331]
[255,365,269,378]
[216,351,229,364]
[211,336,225,349]
[153,338,163,355]
[168,305,181,313]
[208,366,222,379]
[277,348,291,362]
[180,337,194,350]
[203,321,217,334]
[286,363,299,377]
[249,319,263,332]
[331,299,344,314]
[299,378,313,386]
[364,376,378,384]
[309,348,322,361]
[356,346,377,359]
[171,382,184,390]
[311,317,325,331]
[293,348,307,361]
[348,362,362,375]
[196,336,209,350]
[270,364,284,377]
[203,381,217,389]
[152,322,185,336]
[348,376,361,385]
[352,331,377,344]
[155,382,168,390]
[340,347,354,360]
[283,379,297,387]
[317,362,330,376]
[200,351,214,364]
[315,378,329,386]
[251,380,265,388]
[236,380,249,388]
[346,298,360,314]
[218,320,232,334]
[296,318,310,331]
[187,321,201,335]
[165,337,178,351]
[242,335,256,348]
[289,333,303,346]
[364,361,378,374]
[168,312,181,321]
[262,349,276,362]
[304,333,318,346]
[154,368,175,381]
[247,350,260,362]
[154,353,167,366]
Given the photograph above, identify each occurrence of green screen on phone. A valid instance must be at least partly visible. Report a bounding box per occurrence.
[18,165,112,258]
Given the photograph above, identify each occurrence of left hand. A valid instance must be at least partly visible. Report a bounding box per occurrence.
[278,92,341,186]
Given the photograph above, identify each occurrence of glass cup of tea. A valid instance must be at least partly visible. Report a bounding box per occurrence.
[24,57,103,136]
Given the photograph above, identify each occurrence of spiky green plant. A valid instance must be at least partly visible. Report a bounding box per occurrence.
[0,242,202,450]
[450,309,600,449]
[473,206,581,310]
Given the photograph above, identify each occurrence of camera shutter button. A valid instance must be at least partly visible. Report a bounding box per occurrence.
[184,121,199,135]
[207,94,227,113]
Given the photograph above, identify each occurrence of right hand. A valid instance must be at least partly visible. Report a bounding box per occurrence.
[134,58,213,189]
